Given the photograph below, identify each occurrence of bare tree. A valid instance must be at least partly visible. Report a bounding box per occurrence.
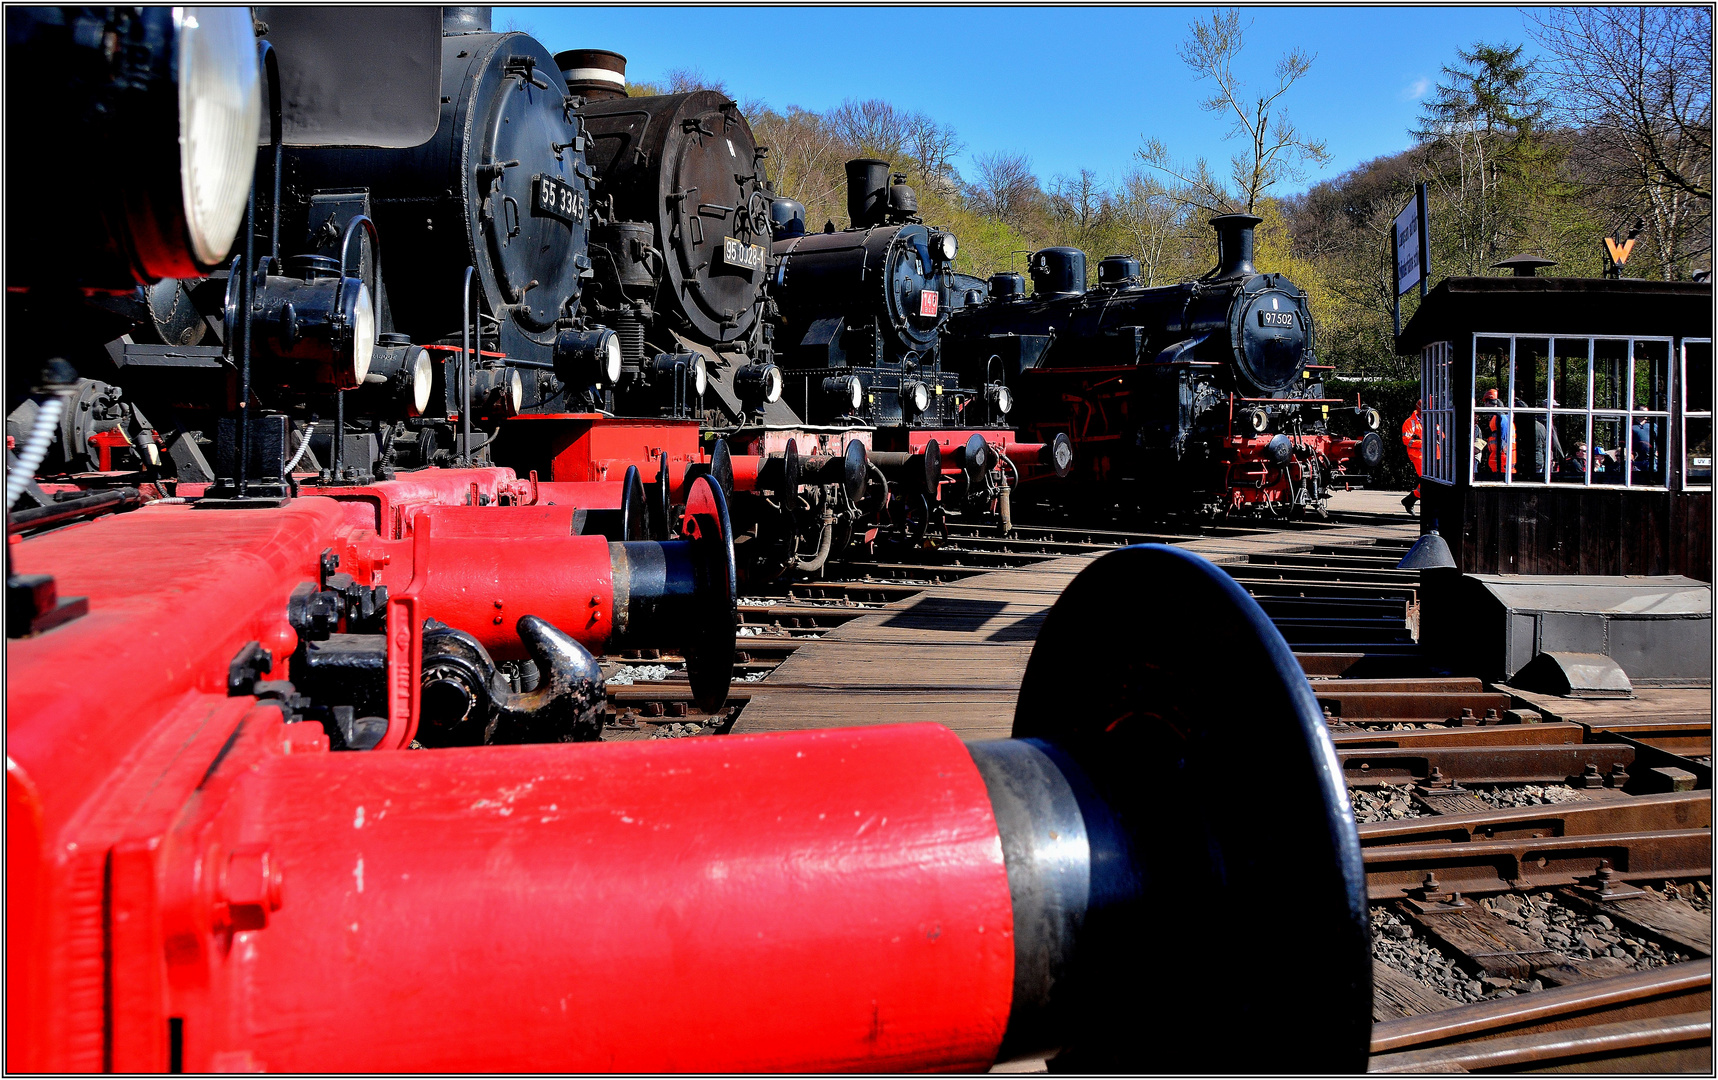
[965,152,1041,228]
[1529,7,1712,278]
[665,67,728,96]
[1049,169,1104,231]
[1108,170,1197,286]
[1141,9,1330,214]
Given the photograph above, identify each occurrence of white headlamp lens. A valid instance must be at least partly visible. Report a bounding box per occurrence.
[848,377,863,410]
[604,333,622,385]
[692,355,707,397]
[176,7,262,266]
[939,233,958,261]
[508,369,525,414]
[764,365,783,403]
[910,382,929,412]
[351,283,376,384]
[993,385,1013,415]
[410,348,434,415]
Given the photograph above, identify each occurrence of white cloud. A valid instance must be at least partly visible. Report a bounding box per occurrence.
[1402,77,1431,101]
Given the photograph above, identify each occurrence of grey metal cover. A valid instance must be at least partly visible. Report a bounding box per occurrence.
[256,7,442,147]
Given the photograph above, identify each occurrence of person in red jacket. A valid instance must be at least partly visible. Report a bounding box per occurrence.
[1401,406,1424,514]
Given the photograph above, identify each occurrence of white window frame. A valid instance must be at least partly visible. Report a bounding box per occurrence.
[1683,337,1712,491]
[1469,332,1674,490]
[1420,341,1457,485]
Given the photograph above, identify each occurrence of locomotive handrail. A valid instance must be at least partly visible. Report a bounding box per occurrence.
[461,265,477,463]
[332,215,381,480]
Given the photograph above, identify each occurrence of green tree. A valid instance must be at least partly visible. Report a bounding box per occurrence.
[1410,42,1555,274]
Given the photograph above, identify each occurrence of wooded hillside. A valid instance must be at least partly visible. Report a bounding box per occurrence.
[634,7,1711,382]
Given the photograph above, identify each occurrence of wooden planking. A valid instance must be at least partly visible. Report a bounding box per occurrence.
[734,523,1419,739]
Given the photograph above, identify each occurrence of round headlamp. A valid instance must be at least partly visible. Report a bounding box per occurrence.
[603,333,622,385]
[1363,407,1382,431]
[553,327,623,389]
[937,232,958,261]
[691,354,708,397]
[906,380,930,413]
[349,282,376,384]
[988,383,1013,416]
[1247,407,1270,433]
[736,363,784,406]
[409,348,434,416]
[823,375,863,413]
[177,7,263,267]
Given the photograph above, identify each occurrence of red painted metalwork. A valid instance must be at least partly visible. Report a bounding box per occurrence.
[5,496,1015,1069]
[504,414,702,483]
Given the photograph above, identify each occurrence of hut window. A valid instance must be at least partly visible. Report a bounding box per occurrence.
[1420,341,1457,485]
[1685,339,1712,490]
[1471,333,1675,489]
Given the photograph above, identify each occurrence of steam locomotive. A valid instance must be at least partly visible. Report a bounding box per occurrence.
[5,7,1065,586]
[6,6,1371,1073]
[941,214,1384,518]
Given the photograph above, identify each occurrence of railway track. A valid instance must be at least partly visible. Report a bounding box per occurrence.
[588,508,1711,1072]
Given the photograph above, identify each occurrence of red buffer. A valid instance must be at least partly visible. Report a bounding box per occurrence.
[7,539,1370,1072]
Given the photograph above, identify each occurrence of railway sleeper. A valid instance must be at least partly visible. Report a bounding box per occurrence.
[1317,691,1516,720]
[1362,828,1712,900]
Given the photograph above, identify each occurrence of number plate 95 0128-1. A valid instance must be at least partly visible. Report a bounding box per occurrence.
[533,174,586,225]
[1258,310,1296,328]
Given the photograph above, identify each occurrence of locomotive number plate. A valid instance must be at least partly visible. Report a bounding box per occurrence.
[1258,310,1295,328]
[919,290,939,317]
[721,236,767,273]
[533,174,586,225]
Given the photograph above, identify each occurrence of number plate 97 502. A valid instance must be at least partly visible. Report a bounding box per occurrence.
[1258,310,1296,328]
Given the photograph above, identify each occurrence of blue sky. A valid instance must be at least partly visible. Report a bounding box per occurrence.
[498,6,1546,196]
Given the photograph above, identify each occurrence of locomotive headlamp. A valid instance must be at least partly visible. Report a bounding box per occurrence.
[177,7,265,266]
[1363,407,1382,431]
[734,363,784,407]
[350,283,377,384]
[824,375,864,413]
[1246,407,1270,433]
[987,383,1013,416]
[905,380,931,413]
[248,264,376,391]
[553,328,623,388]
[471,367,525,417]
[409,348,435,416]
[936,232,958,261]
[691,354,708,398]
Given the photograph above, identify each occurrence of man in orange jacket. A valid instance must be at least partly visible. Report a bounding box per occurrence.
[1401,406,1423,514]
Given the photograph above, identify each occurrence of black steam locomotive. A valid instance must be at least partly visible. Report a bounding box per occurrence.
[941,214,1383,517]
[766,159,973,430]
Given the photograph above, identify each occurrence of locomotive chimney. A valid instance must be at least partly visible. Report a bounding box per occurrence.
[1210,213,1262,279]
[555,49,628,101]
[442,7,492,34]
[845,158,890,230]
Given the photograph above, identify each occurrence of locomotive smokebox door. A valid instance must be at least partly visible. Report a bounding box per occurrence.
[580,90,772,345]
[1234,288,1312,394]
